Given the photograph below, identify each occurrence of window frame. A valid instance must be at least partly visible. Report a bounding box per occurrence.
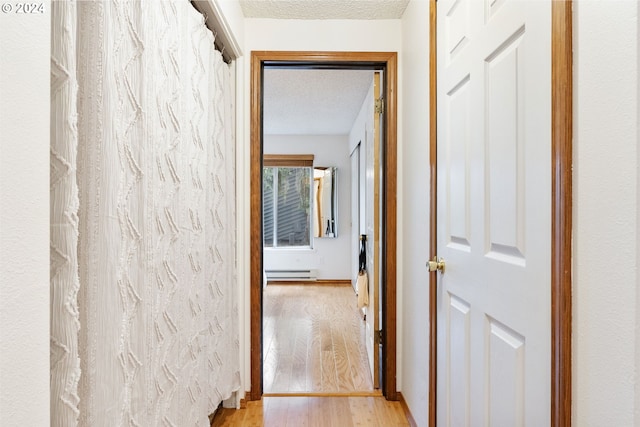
[263,154,314,249]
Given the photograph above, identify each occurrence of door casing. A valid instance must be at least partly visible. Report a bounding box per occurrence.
[249,51,398,401]
[427,2,573,426]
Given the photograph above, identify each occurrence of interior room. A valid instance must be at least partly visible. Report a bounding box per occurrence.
[261,68,378,395]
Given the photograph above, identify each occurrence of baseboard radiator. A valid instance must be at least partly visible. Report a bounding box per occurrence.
[265,269,318,281]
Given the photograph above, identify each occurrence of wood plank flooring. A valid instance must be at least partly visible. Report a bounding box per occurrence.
[263,283,374,393]
[210,396,410,427]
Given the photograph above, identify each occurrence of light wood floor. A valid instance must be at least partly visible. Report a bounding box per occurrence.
[210,396,410,427]
[263,283,374,393]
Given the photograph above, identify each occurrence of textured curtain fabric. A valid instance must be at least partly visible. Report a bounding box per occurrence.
[50,1,81,425]
[51,1,240,425]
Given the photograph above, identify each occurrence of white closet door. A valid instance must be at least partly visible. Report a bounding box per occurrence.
[436,1,552,425]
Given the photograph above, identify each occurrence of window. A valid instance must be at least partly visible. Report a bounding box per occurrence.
[263,155,314,248]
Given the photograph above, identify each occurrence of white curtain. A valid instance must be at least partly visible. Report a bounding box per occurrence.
[51,1,240,425]
[50,1,81,425]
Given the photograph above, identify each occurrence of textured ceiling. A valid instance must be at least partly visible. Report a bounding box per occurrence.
[240,0,410,20]
[264,68,374,135]
[250,0,403,135]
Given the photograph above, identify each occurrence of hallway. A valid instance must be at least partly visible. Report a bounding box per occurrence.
[3,1,640,426]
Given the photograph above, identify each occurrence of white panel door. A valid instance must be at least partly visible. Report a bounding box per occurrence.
[351,144,360,292]
[436,1,551,425]
[365,72,381,389]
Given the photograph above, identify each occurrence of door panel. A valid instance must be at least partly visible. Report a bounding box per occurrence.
[446,293,471,426]
[445,0,470,62]
[487,318,525,426]
[351,145,360,292]
[437,1,551,425]
[364,72,381,389]
[445,75,471,250]
[485,28,526,264]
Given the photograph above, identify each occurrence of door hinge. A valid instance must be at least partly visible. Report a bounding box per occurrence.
[376,329,383,346]
[375,97,384,114]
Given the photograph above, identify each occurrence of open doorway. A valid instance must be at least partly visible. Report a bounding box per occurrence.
[249,51,398,401]
[261,68,376,395]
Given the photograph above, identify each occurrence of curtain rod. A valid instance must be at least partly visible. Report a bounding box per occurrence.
[190,0,241,64]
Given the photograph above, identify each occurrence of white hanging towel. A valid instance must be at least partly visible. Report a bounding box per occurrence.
[357,270,369,309]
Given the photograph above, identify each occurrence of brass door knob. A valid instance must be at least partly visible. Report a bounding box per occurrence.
[427,257,445,273]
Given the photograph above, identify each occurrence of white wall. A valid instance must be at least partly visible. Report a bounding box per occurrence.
[244,18,402,53]
[399,1,431,425]
[263,134,352,280]
[213,0,245,51]
[348,80,374,155]
[0,7,50,425]
[573,1,639,425]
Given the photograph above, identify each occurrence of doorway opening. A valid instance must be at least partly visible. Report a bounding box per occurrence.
[249,51,398,401]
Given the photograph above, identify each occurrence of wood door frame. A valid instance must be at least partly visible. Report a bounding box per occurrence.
[427,2,573,426]
[249,51,398,401]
